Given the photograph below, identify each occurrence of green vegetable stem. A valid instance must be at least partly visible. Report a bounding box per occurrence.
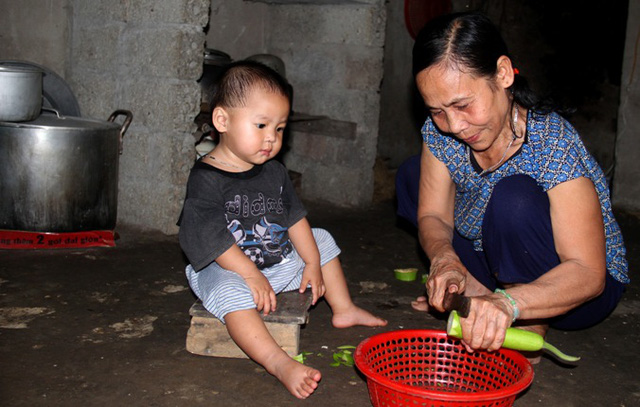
[447,311,580,363]
[293,352,314,364]
[331,346,356,367]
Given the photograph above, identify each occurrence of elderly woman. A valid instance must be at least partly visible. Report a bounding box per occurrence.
[397,12,629,356]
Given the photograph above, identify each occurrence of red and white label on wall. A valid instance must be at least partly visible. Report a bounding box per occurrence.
[0,230,116,249]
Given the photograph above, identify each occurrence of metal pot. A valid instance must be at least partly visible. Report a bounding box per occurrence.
[0,109,133,233]
[0,65,43,122]
[245,54,286,79]
[199,49,232,108]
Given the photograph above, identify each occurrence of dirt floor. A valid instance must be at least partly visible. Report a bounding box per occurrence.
[1,200,639,406]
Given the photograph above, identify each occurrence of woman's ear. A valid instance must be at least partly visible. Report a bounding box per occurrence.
[495,55,515,89]
[211,107,229,133]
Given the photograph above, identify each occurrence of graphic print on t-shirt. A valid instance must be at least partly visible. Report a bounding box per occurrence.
[224,191,293,269]
[227,217,292,268]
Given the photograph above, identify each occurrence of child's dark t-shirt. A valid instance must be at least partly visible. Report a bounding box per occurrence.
[178,160,307,272]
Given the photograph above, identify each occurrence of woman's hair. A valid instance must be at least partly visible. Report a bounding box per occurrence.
[412,12,552,113]
[209,60,291,110]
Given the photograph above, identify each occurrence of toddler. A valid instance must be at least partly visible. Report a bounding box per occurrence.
[178,61,387,399]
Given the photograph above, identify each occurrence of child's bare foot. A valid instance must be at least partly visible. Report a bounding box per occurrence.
[272,356,322,399]
[411,295,430,312]
[331,304,387,328]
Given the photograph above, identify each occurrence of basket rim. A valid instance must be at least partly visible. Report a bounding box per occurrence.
[354,329,535,402]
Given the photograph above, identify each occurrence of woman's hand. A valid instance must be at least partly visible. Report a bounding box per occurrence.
[299,263,326,305]
[457,293,515,352]
[244,272,277,316]
[426,251,468,312]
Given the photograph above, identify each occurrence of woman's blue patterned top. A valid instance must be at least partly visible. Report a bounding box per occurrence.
[422,110,629,284]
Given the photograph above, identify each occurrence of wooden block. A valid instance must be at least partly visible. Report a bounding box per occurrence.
[186,291,312,359]
[186,316,301,358]
[188,290,312,324]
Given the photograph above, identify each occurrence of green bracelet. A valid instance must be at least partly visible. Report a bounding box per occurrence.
[495,288,520,322]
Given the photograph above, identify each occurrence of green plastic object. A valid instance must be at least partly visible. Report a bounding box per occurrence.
[394,268,418,281]
[447,311,580,363]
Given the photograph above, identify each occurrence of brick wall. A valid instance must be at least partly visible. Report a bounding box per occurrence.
[207,0,386,207]
[613,0,640,210]
[69,0,209,233]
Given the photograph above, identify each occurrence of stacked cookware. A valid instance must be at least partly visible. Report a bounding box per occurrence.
[0,61,132,237]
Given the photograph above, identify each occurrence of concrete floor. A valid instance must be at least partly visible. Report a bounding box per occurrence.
[1,200,639,407]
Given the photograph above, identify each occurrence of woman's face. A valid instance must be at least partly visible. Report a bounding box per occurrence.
[416,61,513,152]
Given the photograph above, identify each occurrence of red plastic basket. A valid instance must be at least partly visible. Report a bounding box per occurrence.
[355,330,534,407]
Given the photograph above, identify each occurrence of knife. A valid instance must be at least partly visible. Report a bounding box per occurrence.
[443,291,471,318]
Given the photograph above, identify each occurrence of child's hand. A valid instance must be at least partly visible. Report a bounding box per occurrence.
[244,272,277,315]
[299,263,325,305]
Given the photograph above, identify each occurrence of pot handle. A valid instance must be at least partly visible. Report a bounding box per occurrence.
[108,110,133,154]
[41,106,63,119]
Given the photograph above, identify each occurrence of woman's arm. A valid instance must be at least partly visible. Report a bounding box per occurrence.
[417,144,471,311]
[461,176,607,352]
[506,176,607,319]
[417,144,456,258]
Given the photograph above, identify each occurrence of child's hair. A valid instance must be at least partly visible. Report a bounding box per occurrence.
[209,60,292,110]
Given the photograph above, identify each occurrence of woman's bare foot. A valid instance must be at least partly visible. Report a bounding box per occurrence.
[272,356,322,399]
[331,305,387,328]
[411,295,430,312]
[513,322,549,365]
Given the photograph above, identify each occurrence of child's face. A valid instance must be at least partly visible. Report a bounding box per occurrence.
[214,86,289,168]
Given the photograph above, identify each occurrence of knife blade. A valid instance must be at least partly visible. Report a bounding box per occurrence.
[443,291,471,318]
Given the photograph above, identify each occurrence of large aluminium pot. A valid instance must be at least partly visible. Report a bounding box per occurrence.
[0,65,43,122]
[0,109,133,233]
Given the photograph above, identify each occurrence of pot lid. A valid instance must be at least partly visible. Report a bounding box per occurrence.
[0,65,43,74]
[0,111,119,131]
[0,60,81,117]
[203,49,232,65]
